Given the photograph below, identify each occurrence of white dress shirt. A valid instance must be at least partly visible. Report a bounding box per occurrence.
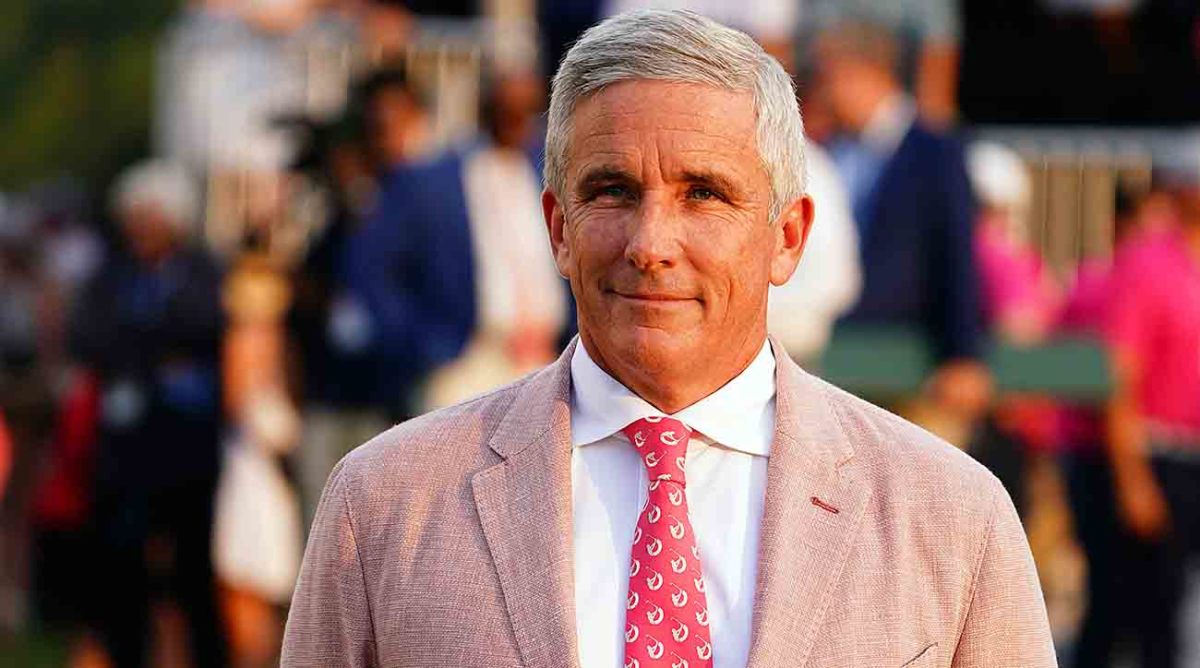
[570,341,776,668]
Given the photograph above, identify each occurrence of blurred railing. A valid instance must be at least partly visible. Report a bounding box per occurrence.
[821,326,1112,403]
[975,125,1200,276]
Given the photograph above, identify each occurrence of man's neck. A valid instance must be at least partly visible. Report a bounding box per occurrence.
[578,332,767,415]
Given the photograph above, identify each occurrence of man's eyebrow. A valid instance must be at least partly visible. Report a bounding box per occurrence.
[680,169,745,198]
[576,166,637,190]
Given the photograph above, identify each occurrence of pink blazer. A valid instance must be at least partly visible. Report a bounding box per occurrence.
[282,339,1056,667]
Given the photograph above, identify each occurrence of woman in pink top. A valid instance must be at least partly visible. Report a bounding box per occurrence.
[1089,181,1200,668]
[0,412,9,499]
[969,142,1061,344]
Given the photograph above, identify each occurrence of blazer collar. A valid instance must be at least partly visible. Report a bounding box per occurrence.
[746,338,871,667]
[769,336,855,471]
[472,340,581,668]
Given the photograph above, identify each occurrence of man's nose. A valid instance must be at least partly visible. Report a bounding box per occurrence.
[624,194,682,271]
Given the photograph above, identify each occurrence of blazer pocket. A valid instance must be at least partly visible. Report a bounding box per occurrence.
[899,642,938,667]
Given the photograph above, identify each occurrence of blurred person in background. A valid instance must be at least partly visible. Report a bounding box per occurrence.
[0,413,9,499]
[0,194,63,631]
[968,141,1061,345]
[767,142,862,365]
[0,411,11,598]
[72,160,228,668]
[255,35,437,631]
[30,179,104,317]
[799,0,962,126]
[1091,169,1200,668]
[216,256,303,668]
[288,114,393,528]
[814,21,989,436]
[287,67,431,520]
[962,141,1063,513]
[344,64,569,416]
[1057,183,1158,668]
[28,370,105,667]
[361,67,433,176]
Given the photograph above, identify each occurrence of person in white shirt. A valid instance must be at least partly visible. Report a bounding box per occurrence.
[767,142,861,363]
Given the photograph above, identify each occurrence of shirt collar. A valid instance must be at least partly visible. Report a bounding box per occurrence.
[860,93,916,158]
[569,339,776,456]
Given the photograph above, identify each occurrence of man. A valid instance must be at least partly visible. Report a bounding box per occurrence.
[344,68,569,417]
[73,160,227,667]
[360,67,431,175]
[283,10,1054,667]
[290,67,428,527]
[815,21,989,422]
[799,0,963,126]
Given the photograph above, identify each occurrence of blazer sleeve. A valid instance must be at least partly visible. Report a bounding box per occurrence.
[951,483,1057,667]
[282,460,377,667]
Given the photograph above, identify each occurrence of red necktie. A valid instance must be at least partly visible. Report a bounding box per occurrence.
[622,417,713,668]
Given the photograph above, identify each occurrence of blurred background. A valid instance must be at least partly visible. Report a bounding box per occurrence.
[2,0,1200,666]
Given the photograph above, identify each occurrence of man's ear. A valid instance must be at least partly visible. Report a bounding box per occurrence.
[769,195,815,286]
[543,188,571,279]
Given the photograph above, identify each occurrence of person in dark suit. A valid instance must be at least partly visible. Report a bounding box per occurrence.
[72,161,227,668]
[814,21,989,419]
[343,69,571,417]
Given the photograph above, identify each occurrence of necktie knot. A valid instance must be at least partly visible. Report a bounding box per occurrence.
[622,416,691,486]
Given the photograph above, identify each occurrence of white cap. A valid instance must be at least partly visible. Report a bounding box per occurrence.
[968,141,1032,213]
[110,159,200,237]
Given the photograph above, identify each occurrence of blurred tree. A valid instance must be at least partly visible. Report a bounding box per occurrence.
[0,0,181,192]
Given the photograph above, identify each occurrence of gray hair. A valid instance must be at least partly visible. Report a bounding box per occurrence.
[545,9,807,220]
[110,159,200,237]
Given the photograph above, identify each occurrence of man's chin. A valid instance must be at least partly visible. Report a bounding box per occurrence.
[603,327,696,371]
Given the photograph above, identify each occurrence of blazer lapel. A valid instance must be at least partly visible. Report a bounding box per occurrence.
[472,342,581,668]
[746,340,872,667]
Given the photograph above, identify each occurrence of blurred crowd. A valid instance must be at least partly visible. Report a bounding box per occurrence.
[2,0,1200,667]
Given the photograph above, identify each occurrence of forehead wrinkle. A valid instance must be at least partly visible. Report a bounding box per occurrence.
[573,139,759,192]
[584,116,751,139]
[567,83,761,190]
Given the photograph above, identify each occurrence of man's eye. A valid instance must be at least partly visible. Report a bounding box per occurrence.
[599,185,630,199]
[687,187,719,201]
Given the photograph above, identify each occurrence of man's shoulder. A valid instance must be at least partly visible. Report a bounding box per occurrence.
[813,375,1007,517]
[903,120,965,153]
[331,373,532,496]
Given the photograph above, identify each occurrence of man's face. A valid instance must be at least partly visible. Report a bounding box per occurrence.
[120,203,178,266]
[813,49,883,134]
[489,73,544,149]
[368,87,424,168]
[545,80,811,405]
